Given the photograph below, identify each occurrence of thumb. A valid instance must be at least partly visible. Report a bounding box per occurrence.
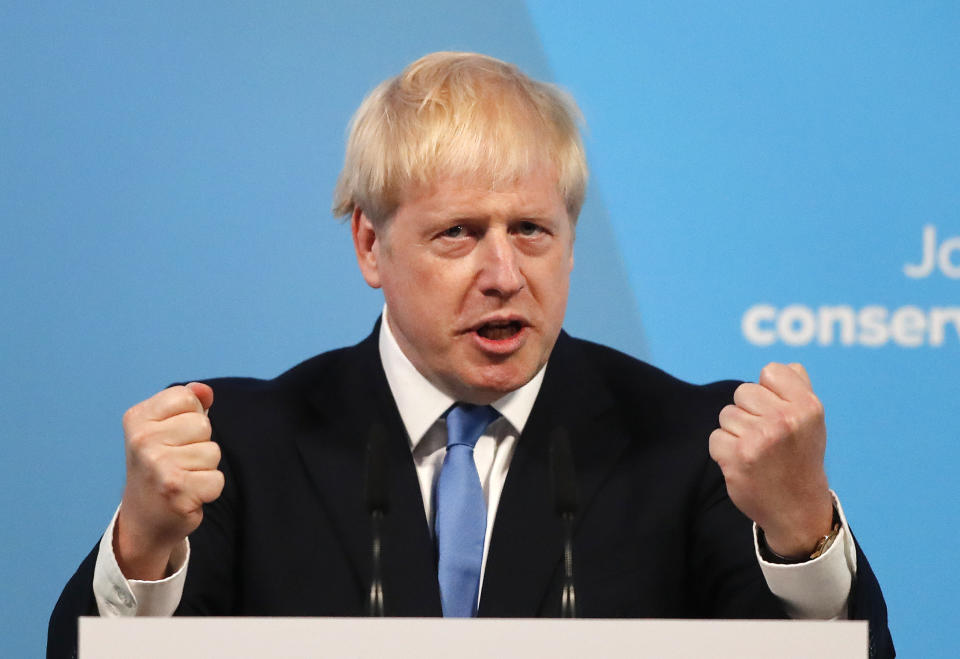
[786,363,812,387]
[185,382,214,413]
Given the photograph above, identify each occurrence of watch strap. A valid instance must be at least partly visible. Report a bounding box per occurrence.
[757,504,842,565]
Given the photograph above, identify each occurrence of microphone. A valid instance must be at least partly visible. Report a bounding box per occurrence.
[549,428,578,618]
[364,423,389,616]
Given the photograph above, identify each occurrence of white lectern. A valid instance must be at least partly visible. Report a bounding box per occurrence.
[80,617,867,658]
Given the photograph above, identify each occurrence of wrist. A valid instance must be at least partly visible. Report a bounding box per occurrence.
[757,489,834,557]
[114,511,178,580]
[758,502,841,564]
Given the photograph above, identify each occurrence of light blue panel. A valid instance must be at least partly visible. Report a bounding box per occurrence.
[528,1,958,656]
[0,2,641,656]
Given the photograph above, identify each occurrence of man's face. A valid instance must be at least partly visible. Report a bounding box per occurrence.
[353,168,574,404]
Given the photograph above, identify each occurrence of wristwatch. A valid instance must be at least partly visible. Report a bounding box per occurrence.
[757,504,842,564]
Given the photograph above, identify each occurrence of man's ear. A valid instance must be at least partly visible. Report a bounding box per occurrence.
[351,208,382,289]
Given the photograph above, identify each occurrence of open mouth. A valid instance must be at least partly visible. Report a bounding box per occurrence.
[476,320,524,341]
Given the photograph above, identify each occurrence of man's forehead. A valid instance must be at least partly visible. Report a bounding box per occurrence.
[396,168,566,214]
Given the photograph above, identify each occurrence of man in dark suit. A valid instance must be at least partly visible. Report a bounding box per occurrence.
[49,51,893,657]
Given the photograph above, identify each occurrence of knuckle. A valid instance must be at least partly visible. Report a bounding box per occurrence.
[195,471,225,504]
[737,442,758,468]
[171,497,197,517]
[126,426,152,450]
[157,449,181,471]
[176,388,196,410]
[733,382,756,406]
[708,428,720,448]
[122,406,138,427]
[765,409,792,436]
[718,404,735,423]
[779,410,800,434]
[159,471,185,499]
[137,445,164,471]
[708,431,725,464]
[758,420,780,445]
[210,470,226,499]
[176,414,209,444]
[164,386,196,414]
[195,413,212,438]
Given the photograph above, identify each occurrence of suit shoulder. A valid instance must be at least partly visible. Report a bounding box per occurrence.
[193,338,377,439]
[198,341,367,401]
[561,334,740,422]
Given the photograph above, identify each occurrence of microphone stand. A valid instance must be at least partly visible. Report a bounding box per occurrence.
[560,510,576,618]
[550,429,579,618]
[365,424,388,617]
[368,509,385,617]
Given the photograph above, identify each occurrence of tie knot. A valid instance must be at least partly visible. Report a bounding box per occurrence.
[445,404,499,449]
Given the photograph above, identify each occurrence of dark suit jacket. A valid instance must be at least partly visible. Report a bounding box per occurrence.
[49,326,894,657]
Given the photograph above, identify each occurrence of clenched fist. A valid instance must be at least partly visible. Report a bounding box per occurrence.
[114,382,224,580]
[708,363,834,559]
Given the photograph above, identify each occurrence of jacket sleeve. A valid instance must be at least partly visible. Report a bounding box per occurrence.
[850,538,895,658]
[47,541,99,659]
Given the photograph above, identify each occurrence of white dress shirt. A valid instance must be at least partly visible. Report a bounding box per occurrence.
[93,308,856,618]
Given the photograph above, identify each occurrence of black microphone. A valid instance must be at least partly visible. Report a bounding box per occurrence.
[364,423,389,616]
[549,428,578,618]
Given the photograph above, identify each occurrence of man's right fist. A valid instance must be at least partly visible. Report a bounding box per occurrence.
[114,382,224,580]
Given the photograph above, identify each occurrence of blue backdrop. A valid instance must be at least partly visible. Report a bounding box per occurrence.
[2,2,956,656]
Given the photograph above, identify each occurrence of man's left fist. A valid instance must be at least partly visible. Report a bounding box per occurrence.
[709,362,835,559]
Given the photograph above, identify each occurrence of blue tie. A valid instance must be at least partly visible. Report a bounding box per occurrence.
[435,403,499,617]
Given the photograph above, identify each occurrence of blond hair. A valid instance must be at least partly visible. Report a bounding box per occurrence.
[332,51,588,225]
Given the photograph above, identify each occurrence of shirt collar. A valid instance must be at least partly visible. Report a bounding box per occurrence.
[378,305,546,448]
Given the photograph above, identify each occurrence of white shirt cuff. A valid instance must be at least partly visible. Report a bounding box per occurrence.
[755,491,857,620]
[92,506,189,617]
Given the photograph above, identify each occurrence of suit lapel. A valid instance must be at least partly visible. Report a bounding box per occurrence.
[291,326,628,618]
[479,332,631,616]
[293,324,442,616]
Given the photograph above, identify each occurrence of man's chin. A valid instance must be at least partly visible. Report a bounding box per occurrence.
[449,364,540,404]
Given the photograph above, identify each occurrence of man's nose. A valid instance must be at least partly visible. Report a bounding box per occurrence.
[476,231,525,297]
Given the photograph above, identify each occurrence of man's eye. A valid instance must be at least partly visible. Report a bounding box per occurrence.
[517,221,543,236]
[441,225,465,238]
